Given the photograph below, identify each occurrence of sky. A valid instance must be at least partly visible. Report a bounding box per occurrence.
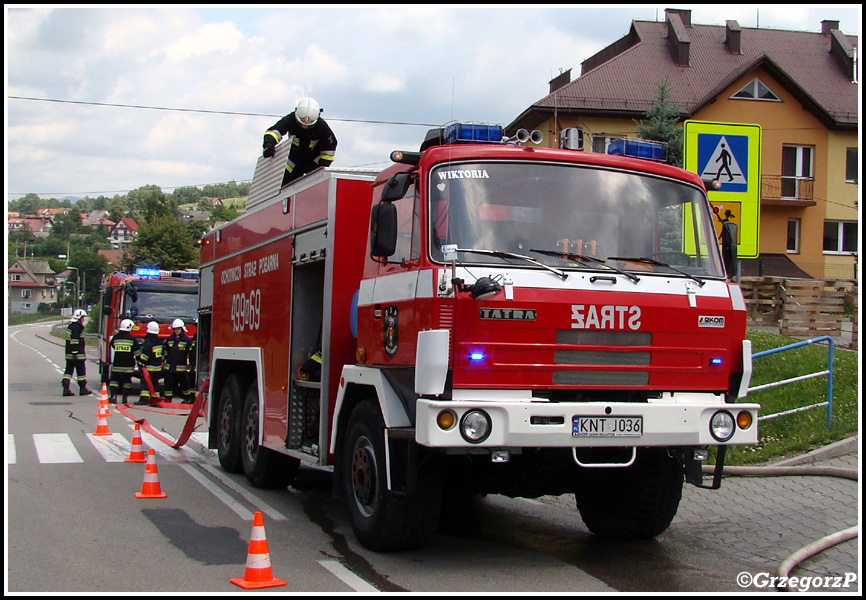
[5,5,862,202]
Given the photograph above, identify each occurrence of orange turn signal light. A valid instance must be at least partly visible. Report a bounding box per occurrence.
[736,411,753,430]
[437,410,456,431]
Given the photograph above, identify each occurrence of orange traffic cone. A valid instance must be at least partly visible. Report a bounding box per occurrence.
[93,407,111,436]
[230,511,287,589]
[135,449,167,499]
[96,383,110,417]
[125,423,147,463]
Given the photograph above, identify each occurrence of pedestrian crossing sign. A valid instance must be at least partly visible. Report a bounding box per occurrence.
[684,121,761,259]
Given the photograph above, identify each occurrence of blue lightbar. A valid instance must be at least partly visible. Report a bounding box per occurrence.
[444,122,503,145]
[136,268,160,277]
[607,138,667,162]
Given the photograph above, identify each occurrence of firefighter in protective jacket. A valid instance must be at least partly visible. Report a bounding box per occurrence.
[108,319,140,404]
[62,309,93,396]
[262,97,338,187]
[136,321,164,405]
[163,318,195,403]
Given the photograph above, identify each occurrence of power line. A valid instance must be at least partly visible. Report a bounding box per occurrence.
[8,95,439,127]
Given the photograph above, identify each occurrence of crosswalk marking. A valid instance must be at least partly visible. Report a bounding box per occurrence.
[10,429,216,466]
[86,432,132,462]
[33,433,84,463]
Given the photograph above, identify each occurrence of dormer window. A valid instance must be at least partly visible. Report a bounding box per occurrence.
[731,78,781,101]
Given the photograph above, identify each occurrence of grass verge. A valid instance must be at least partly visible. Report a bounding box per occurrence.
[725,329,859,465]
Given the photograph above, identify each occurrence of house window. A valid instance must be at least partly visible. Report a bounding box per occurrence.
[846,148,858,183]
[786,219,800,254]
[823,221,858,254]
[731,78,781,101]
[22,289,31,298]
[781,145,813,199]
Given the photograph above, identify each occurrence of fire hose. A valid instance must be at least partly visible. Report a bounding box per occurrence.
[115,367,208,450]
[704,462,859,592]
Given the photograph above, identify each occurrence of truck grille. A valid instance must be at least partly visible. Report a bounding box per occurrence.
[554,350,650,366]
[555,330,651,346]
[553,371,650,385]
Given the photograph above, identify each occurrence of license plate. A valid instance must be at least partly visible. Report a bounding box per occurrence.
[572,416,643,437]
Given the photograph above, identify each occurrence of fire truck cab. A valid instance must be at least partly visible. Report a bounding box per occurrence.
[199,125,759,552]
[98,268,199,383]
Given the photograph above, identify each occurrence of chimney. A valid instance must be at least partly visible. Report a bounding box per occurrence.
[725,20,742,54]
[821,20,840,35]
[665,11,691,66]
[665,8,692,27]
[549,69,572,94]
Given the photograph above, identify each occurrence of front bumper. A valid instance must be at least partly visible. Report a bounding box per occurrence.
[415,392,760,448]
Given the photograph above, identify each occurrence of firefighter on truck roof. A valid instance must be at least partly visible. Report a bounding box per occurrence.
[135,321,164,405]
[262,97,338,187]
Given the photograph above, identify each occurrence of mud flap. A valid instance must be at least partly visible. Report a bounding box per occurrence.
[386,428,417,496]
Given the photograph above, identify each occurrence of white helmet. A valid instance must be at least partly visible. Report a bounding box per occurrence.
[295,97,321,128]
[146,321,160,335]
[119,319,135,332]
[71,309,87,322]
[171,318,186,330]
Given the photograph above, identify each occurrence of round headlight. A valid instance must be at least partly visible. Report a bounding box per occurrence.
[710,410,735,442]
[460,410,492,444]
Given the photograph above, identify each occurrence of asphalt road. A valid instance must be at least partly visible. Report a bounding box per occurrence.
[7,320,859,593]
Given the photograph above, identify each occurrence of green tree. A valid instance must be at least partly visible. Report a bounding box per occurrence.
[128,213,197,270]
[635,78,683,167]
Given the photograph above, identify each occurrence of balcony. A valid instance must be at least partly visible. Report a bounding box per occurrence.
[761,175,816,207]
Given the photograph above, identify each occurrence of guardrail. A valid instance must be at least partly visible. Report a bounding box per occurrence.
[749,336,834,428]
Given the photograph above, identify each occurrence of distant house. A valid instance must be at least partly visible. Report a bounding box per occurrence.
[109,217,139,249]
[97,249,127,270]
[8,260,56,314]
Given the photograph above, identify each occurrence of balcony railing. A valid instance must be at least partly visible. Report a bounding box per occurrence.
[762,175,815,204]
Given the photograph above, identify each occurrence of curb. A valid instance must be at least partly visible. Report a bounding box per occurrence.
[771,435,859,467]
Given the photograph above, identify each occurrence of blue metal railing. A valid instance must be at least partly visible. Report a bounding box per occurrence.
[749,336,835,428]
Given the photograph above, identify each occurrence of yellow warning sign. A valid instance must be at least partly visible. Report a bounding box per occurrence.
[684,121,761,259]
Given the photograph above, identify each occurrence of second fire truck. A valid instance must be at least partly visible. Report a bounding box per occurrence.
[197,123,759,551]
[97,268,199,383]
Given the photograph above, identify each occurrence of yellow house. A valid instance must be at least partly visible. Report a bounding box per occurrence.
[508,9,858,280]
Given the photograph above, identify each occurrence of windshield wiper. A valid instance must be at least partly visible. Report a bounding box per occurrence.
[607,256,705,287]
[530,249,640,284]
[457,248,567,279]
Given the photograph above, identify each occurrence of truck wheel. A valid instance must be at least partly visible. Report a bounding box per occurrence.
[241,381,299,489]
[575,448,683,539]
[343,401,441,551]
[216,374,243,473]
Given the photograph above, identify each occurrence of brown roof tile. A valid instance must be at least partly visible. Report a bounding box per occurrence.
[516,16,857,130]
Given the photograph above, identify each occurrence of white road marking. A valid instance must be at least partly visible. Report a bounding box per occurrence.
[33,433,83,463]
[318,560,378,593]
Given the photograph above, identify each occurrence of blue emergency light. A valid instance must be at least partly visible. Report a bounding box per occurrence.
[135,268,160,278]
[444,122,503,145]
[607,138,667,162]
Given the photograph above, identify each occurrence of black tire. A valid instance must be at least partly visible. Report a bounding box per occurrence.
[343,401,441,551]
[216,374,243,473]
[575,447,683,539]
[241,381,299,489]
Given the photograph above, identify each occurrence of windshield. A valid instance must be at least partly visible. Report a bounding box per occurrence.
[124,290,199,322]
[429,161,725,279]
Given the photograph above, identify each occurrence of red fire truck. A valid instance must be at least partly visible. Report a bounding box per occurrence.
[198,124,759,551]
[97,268,199,383]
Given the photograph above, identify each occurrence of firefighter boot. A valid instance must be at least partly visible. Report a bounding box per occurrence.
[79,382,94,396]
[62,382,75,397]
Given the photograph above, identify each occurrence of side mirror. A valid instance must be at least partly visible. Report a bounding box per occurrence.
[370,202,398,257]
[101,289,113,316]
[380,172,412,203]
